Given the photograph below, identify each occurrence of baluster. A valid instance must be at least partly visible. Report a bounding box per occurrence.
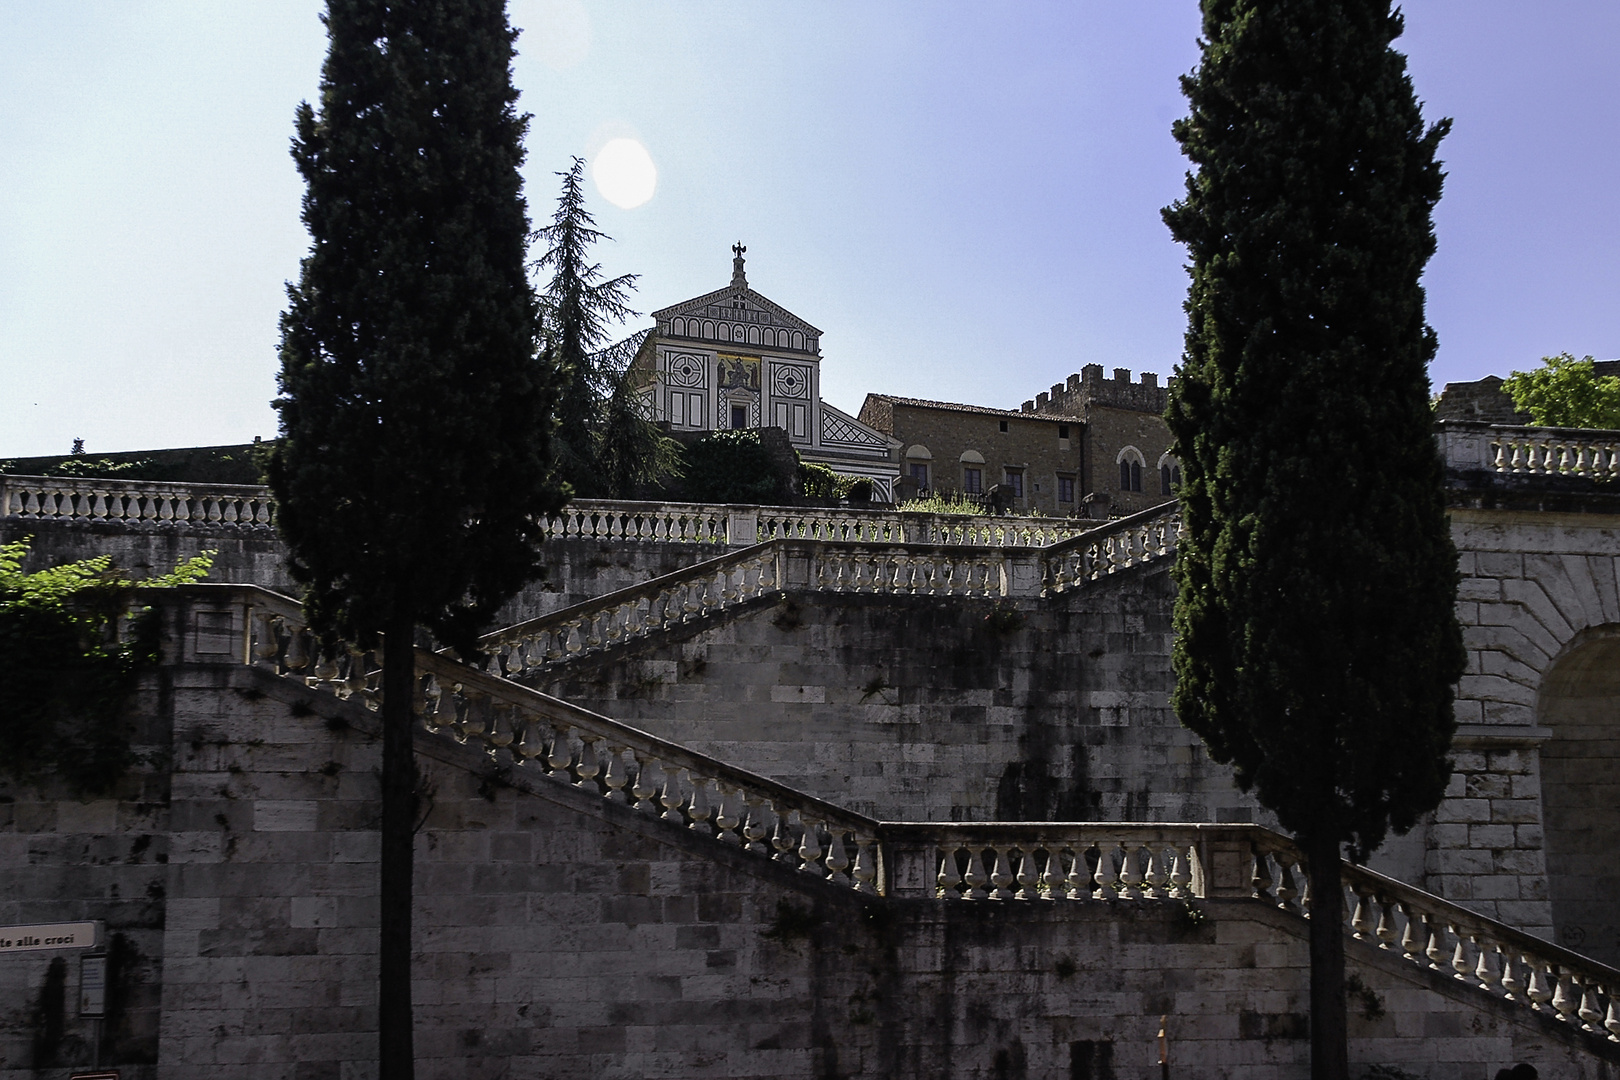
[343,647,371,699]
[1093,841,1120,899]
[601,746,628,802]
[1577,983,1603,1031]
[1143,846,1167,899]
[741,795,770,854]
[1499,949,1523,1000]
[1066,847,1090,900]
[483,704,514,757]
[1398,904,1425,963]
[1118,844,1144,900]
[1251,851,1276,902]
[988,848,1015,900]
[1527,960,1555,1010]
[1552,970,1579,1023]
[1274,860,1299,910]
[770,811,797,863]
[420,676,455,734]
[1351,891,1374,940]
[798,818,824,873]
[852,838,877,894]
[1606,995,1620,1040]
[685,775,712,835]
[1015,848,1040,900]
[514,719,546,764]
[1425,918,1449,972]
[546,726,574,779]
[962,848,989,900]
[1447,926,1475,981]
[251,611,280,667]
[631,754,661,814]
[824,829,850,886]
[712,784,740,842]
[313,647,341,689]
[1374,897,1396,949]
[1168,847,1192,900]
[1040,847,1065,900]
[458,690,489,744]
[1474,939,1501,991]
[659,768,687,823]
[937,847,964,898]
[285,628,309,670]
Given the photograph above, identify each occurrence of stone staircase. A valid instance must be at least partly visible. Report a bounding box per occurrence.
[474,502,1183,680]
[196,581,1620,1067]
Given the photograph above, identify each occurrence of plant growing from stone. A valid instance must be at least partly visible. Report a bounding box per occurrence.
[1163,3,1465,1078]
[267,2,562,1074]
[0,540,211,794]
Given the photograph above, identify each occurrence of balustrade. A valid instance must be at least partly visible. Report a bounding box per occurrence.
[1437,421,1620,482]
[1042,503,1181,594]
[1,474,275,527]
[164,582,1620,1043]
[757,507,1090,548]
[542,500,730,544]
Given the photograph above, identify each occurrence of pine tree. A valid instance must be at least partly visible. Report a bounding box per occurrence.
[1162,4,1465,1077]
[592,331,684,498]
[267,3,562,1074]
[532,157,639,496]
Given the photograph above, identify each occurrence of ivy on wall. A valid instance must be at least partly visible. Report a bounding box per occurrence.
[0,540,212,795]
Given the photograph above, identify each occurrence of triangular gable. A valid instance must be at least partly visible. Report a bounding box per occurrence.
[818,400,898,453]
[653,285,823,336]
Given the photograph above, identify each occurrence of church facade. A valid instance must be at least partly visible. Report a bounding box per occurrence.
[631,246,900,501]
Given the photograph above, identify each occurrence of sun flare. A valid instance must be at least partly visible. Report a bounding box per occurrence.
[591,138,657,209]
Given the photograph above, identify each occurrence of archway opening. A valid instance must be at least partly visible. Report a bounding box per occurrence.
[1538,629,1620,965]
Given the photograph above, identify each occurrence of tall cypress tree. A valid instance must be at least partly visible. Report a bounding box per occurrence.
[1162,4,1465,1078]
[268,3,562,1075]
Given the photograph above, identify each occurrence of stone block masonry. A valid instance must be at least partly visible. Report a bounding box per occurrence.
[4,647,1615,1079]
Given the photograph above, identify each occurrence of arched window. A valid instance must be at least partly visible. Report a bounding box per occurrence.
[747,325,760,345]
[1117,446,1145,493]
[672,317,686,336]
[1157,451,1182,495]
[791,331,804,351]
[703,320,716,339]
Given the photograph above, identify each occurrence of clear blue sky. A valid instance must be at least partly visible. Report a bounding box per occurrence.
[1,2,1615,458]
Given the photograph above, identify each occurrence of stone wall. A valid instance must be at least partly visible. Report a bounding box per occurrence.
[3,643,1612,1080]
[0,515,726,629]
[532,562,1439,888]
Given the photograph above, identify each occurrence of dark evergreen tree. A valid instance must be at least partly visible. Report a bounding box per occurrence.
[267,3,561,1075]
[592,331,684,498]
[532,157,639,496]
[1162,4,1465,1077]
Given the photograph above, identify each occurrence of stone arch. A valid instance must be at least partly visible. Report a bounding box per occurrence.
[1535,626,1620,965]
[1116,445,1145,493]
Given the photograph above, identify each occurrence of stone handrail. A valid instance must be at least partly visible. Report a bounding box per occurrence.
[478,538,1013,676]
[1438,420,1620,480]
[756,506,1092,548]
[1,473,276,528]
[3,473,1092,549]
[1040,501,1181,594]
[543,500,734,544]
[196,584,885,892]
[166,583,1620,1041]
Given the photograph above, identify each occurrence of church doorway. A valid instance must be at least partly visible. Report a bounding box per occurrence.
[1537,628,1620,965]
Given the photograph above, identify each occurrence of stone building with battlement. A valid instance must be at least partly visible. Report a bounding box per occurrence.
[860,364,1178,518]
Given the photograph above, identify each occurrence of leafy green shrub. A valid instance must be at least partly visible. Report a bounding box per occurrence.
[798,461,851,502]
[0,541,213,794]
[1504,352,1620,429]
[897,492,987,516]
[679,430,794,505]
